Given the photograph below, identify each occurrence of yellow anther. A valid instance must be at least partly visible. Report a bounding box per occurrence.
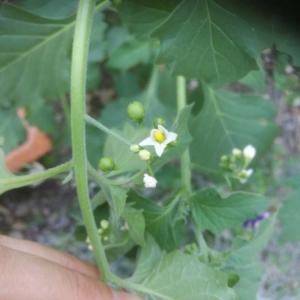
[153,130,165,143]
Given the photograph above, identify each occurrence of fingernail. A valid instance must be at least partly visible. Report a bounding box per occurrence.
[112,290,144,300]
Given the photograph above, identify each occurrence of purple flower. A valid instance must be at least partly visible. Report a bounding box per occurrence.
[243,212,270,231]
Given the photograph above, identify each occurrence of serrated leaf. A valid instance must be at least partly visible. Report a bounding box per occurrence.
[189,188,269,234]
[0,108,25,153]
[278,190,300,243]
[151,0,270,85]
[122,206,146,246]
[0,3,106,106]
[190,86,279,174]
[118,0,181,40]
[131,250,238,300]
[128,189,178,252]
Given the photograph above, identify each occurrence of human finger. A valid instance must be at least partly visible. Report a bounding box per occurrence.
[0,234,99,279]
[0,244,142,300]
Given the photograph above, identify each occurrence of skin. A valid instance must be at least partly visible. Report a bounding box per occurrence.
[0,234,142,300]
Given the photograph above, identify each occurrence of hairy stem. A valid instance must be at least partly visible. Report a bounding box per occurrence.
[70,0,110,282]
[176,76,192,195]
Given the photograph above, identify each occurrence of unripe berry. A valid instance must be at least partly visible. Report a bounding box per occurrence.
[153,117,165,129]
[127,101,145,122]
[98,157,115,172]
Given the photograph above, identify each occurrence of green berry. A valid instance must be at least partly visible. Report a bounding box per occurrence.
[127,101,145,122]
[153,117,165,128]
[98,157,115,172]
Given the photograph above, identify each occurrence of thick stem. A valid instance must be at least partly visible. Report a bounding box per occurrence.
[176,76,192,195]
[70,0,110,282]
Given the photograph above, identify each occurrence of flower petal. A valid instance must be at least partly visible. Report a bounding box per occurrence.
[165,132,177,144]
[154,143,166,157]
[158,125,169,135]
[139,136,156,147]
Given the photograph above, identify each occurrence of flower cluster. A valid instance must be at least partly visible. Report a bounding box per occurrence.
[86,219,110,251]
[220,145,256,184]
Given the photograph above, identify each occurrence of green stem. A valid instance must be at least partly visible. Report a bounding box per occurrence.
[194,228,209,262]
[176,76,192,195]
[70,0,110,282]
[84,114,132,147]
[1,161,72,193]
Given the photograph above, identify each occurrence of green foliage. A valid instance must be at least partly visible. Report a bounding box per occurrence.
[0,109,25,153]
[130,236,238,300]
[190,86,279,174]
[128,189,179,252]
[189,188,269,234]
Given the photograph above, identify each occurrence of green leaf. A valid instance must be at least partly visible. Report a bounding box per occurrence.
[272,17,300,66]
[101,184,128,221]
[151,0,270,85]
[0,108,25,153]
[130,234,162,284]
[107,40,153,71]
[131,249,238,300]
[190,86,279,174]
[0,3,106,106]
[189,188,269,234]
[118,0,181,39]
[13,0,78,19]
[239,62,266,91]
[122,206,146,246]
[278,190,300,243]
[128,189,178,251]
[225,218,274,267]
[223,218,275,300]
[0,148,15,183]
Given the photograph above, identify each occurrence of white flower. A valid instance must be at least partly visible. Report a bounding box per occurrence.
[138,149,151,161]
[139,125,177,157]
[243,145,256,160]
[143,173,157,188]
[239,169,253,183]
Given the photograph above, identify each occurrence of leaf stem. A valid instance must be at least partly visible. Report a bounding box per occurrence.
[84,114,132,146]
[0,161,72,193]
[176,76,192,195]
[70,0,110,282]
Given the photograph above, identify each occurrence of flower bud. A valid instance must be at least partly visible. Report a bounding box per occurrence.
[100,220,109,229]
[232,148,242,157]
[98,157,115,172]
[138,149,151,161]
[168,138,179,148]
[153,117,165,129]
[130,144,140,153]
[127,101,145,122]
[243,145,256,161]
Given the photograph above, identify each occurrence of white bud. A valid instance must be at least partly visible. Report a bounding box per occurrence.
[143,173,157,188]
[130,144,140,153]
[232,148,242,156]
[285,65,294,74]
[243,145,256,160]
[239,169,253,183]
[138,149,151,161]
